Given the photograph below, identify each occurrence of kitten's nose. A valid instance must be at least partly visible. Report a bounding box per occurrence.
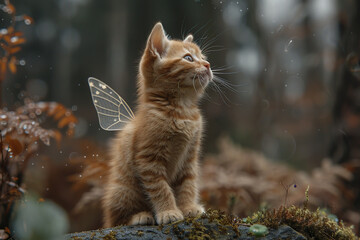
[203,61,210,70]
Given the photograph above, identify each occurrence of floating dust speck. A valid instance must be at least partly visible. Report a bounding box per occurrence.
[284,39,293,52]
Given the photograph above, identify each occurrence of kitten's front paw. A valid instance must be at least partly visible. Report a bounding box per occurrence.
[128,211,155,225]
[156,209,184,225]
[180,204,205,217]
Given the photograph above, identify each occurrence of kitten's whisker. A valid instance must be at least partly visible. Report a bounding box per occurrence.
[198,76,204,90]
[212,71,241,75]
[210,80,232,106]
[203,48,227,54]
[213,76,240,94]
[195,23,213,47]
[202,46,227,55]
[191,21,211,39]
[198,76,213,102]
[201,30,228,53]
[213,75,248,88]
[212,65,236,72]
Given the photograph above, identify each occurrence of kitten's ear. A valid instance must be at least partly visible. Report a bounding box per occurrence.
[147,22,169,58]
[184,34,193,43]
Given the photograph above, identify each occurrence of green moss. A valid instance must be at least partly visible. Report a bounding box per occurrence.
[164,209,241,239]
[70,237,84,240]
[164,208,358,240]
[137,230,144,237]
[102,230,116,240]
[248,205,358,240]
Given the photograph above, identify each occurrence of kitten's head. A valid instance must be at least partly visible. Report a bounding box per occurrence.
[139,22,212,98]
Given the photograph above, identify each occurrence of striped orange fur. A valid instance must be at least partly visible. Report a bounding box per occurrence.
[102,22,212,227]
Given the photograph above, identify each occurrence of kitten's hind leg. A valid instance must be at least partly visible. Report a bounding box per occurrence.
[102,183,150,227]
[128,211,155,225]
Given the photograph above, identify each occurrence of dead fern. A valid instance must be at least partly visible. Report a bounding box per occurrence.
[0,1,78,234]
[69,141,108,213]
[0,100,77,229]
[0,0,33,102]
[72,137,360,234]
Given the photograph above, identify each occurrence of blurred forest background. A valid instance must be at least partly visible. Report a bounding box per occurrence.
[1,0,360,236]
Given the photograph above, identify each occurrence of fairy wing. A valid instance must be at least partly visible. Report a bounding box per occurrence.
[88,77,135,131]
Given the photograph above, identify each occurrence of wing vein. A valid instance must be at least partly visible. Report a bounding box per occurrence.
[97,112,119,117]
[119,112,133,121]
[93,95,119,107]
[89,77,135,131]
[94,104,119,113]
[91,85,121,104]
[106,121,121,130]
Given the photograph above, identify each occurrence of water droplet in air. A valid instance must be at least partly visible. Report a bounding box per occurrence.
[0,29,8,35]
[19,59,26,66]
[10,37,19,43]
[284,39,293,52]
[79,174,82,178]
[24,19,31,25]
[41,165,44,169]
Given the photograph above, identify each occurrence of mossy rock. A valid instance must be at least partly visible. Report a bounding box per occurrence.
[65,210,306,240]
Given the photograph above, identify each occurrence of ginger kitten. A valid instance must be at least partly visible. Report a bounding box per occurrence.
[102,22,213,227]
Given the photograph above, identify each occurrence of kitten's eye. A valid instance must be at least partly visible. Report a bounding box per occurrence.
[183,54,193,62]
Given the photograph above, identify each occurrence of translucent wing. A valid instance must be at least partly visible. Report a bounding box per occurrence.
[88,77,135,131]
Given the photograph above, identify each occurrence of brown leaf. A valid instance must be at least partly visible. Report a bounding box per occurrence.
[58,115,77,128]
[10,37,26,45]
[52,130,62,145]
[54,106,67,120]
[8,56,16,74]
[6,26,14,34]
[13,32,23,37]
[0,58,7,77]
[0,43,10,53]
[9,47,21,54]
[3,35,11,44]
[4,0,15,14]
[23,15,34,25]
[5,136,23,156]
[4,227,10,234]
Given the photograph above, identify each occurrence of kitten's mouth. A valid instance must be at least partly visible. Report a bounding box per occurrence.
[197,70,213,85]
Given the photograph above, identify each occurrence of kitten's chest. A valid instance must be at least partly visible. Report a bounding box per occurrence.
[166,117,201,182]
